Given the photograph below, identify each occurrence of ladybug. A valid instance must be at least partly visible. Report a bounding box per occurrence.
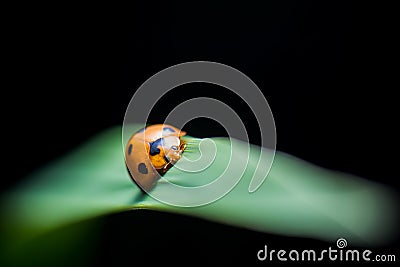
[125,124,186,191]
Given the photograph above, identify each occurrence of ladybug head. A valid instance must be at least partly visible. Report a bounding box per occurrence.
[162,136,185,163]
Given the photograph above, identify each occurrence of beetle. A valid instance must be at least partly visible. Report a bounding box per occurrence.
[125,124,186,191]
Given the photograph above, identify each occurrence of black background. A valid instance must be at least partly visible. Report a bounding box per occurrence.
[5,1,398,265]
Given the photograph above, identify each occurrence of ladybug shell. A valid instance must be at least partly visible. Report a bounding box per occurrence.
[125,124,186,191]
[133,124,186,142]
[125,137,159,192]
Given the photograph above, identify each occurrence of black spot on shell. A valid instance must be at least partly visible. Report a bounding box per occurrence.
[138,163,148,174]
[149,138,163,156]
[128,144,133,155]
[163,127,176,133]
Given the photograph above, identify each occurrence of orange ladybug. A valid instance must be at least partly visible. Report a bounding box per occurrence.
[125,124,186,191]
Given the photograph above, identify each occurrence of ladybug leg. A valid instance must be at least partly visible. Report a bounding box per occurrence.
[162,162,173,173]
[180,142,186,152]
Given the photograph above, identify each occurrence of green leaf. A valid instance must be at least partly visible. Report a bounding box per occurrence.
[1,125,398,265]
